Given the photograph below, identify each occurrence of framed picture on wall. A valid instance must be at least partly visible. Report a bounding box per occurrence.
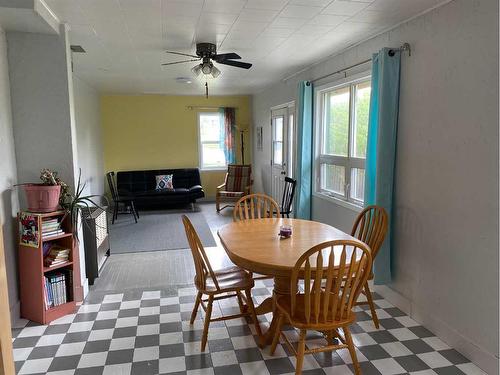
[256,126,263,151]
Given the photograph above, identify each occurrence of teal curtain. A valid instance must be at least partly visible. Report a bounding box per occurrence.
[364,48,402,284]
[219,107,236,164]
[295,81,313,220]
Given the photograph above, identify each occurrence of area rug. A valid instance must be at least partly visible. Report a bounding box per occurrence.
[108,210,216,254]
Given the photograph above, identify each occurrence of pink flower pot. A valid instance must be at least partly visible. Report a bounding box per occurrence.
[23,184,61,213]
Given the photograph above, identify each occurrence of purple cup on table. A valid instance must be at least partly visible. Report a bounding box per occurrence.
[279,224,292,239]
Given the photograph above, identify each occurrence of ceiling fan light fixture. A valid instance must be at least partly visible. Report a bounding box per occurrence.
[201,62,213,74]
[211,65,221,78]
[191,64,202,76]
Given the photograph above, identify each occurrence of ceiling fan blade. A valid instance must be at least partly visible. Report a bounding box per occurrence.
[165,51,199,58]
[161,58,200,66]
[213,52,241,61]
[217,59,252,69]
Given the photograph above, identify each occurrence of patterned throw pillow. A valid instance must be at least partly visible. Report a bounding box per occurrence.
[156,174,173,190]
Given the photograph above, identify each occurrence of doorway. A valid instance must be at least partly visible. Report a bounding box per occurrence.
[270,103,295,205]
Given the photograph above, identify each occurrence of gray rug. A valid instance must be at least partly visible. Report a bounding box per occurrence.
[108,210,216,254]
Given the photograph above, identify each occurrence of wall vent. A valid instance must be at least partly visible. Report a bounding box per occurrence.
[70,45,86,53]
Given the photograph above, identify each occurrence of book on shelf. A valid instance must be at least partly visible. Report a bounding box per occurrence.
[44,271,70,310]
[44,245,70,267]
[42,229,65,239]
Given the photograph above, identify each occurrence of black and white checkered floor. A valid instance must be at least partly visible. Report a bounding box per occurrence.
[12,281,486,375]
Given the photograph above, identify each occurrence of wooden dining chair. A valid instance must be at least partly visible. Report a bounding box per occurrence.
[232,193,280,221]
[270,239,372,375]
[182,215,262,351]
[351,205,388,329]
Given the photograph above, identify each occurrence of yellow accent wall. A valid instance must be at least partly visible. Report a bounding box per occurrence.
[101,95,252,199]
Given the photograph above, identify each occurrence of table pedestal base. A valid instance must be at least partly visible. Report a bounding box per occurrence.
[254,276,290,347]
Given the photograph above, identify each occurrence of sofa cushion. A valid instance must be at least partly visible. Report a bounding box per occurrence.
[156,174,173,190]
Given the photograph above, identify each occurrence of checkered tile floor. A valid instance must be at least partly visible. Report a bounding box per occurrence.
[12,281,486,375]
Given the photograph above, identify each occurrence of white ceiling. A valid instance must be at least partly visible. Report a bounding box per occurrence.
[44,0,444,95]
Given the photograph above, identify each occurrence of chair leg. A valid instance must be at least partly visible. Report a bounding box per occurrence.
[130,201,138,223]
[201,295,213,351]
[270,313,284,355]
[190,292,202,324]
[344,326,361,375]
[236,292,245,314]
[216,196,220,212]
[134,201,139,218]
[112,203,117,224]
[244,289,262,338]
[364,282,379,329]
[295,329,306,375]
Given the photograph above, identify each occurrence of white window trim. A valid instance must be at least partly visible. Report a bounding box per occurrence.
[313,71,371,211]
[198,112,228,171]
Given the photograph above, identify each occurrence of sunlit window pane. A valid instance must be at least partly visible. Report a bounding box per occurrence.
[202,143,226,168]
[274,117,283,142]
[323,87,349,156]
[353,81,371,158]
[321,164,345,195]
[350,168,365,201]
[200,114,221,142]
[273,141,283,165]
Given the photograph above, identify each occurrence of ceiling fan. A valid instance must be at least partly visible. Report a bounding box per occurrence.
[162,42,252,78]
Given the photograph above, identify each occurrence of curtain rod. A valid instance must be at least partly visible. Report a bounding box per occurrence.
[308,42,411,84]
[186,106,239,110]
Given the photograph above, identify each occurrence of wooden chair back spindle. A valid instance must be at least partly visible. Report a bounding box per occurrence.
[182,215,220,291]
[280,177,297,218]
[233,194,280,221]
[289,240,372,325]
[351,205,388,260]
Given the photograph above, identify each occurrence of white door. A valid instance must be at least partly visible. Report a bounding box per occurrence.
[271,107,290,205]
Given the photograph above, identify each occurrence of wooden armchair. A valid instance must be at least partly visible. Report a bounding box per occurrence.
[216,164,253,213]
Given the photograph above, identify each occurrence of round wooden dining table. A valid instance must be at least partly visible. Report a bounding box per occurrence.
[217,217,360,346]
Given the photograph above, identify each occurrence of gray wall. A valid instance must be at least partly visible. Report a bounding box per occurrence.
[252,0,498,373]
[0,25,20,319]
[6,25,91,306]
[7,28,77,198]
[73,76,104,197]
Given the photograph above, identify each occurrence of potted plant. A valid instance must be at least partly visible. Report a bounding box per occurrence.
[20,169,70,212]
[61,170,107,239]
[19,169,106,238]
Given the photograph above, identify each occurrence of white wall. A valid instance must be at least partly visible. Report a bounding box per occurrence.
[73,76,104,197]
[7,25,89,303]
[252,0,498,373]
[0,25,20,321]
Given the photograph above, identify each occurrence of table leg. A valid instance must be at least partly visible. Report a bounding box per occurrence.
[255,276,290,347]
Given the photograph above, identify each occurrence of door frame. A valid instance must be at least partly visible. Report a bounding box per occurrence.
[270,102,296,201]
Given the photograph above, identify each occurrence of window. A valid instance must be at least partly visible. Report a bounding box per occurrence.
[199,112,227,169]
[316,78,371,205]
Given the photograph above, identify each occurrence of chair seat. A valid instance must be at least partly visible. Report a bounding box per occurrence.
[218,191,245,198]
[201,266,254,293]
[276,294,355,329]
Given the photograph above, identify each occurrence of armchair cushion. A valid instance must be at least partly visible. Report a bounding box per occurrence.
[225,164,252,192]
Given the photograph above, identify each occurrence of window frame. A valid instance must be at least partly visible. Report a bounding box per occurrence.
[198,112,227,171]
[314,73,371,208]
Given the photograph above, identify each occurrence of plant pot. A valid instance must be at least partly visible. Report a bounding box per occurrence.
[23,184,61,213]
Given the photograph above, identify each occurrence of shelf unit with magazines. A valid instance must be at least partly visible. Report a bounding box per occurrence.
[18,210,83,324]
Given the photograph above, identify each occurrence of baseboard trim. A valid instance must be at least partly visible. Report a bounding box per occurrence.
[374,285,498,375]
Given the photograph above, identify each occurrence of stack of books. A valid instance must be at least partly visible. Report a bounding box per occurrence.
[42,218,64,239]
[43,271,72,309]
[44,245,70,268]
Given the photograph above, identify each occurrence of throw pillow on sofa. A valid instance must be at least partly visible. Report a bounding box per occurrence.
[156,174,173,190]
